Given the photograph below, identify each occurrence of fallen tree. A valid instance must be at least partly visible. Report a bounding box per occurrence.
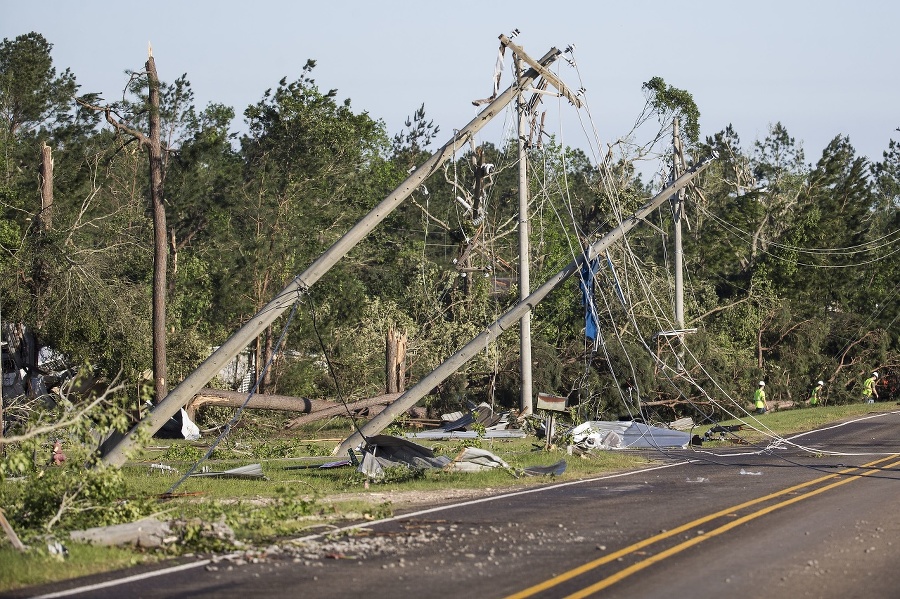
[185,389,416,429]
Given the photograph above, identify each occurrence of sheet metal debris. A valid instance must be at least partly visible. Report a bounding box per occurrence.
[357,435,450,479]
[355,436,557,480]
[405,402,526,440]
[190,463,267,480]
[521,459,567,477]
[446,447,510,472]
[570,421,691,451]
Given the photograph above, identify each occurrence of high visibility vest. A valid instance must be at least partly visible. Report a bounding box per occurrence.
[810,386,821,405]
[754,388,766,408]
[863,376,877,398]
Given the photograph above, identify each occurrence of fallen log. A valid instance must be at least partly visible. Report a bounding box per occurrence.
[185,388,331,420]
[185,389,424,430]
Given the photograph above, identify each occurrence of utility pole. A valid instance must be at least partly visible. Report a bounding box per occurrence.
[100,44,564,467]
[335,155,716,456]
[672,119,686,370]
[515,54,533,417]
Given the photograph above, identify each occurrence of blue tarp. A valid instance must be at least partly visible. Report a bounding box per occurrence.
[579,255,601,340]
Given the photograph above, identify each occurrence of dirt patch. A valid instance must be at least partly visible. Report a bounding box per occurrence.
[320,485,518,511]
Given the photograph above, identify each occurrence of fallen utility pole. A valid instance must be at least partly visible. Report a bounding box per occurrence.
[335,154,716,456]
[99,43,566,467]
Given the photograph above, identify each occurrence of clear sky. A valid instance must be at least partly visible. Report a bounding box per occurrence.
[3,0,898,172]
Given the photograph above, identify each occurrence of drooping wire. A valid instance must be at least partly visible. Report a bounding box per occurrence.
[307,295,370,450]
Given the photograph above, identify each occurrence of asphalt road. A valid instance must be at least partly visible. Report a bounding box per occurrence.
[14,409,900,599]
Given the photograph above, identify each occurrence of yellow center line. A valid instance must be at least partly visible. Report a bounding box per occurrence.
[504,454,899,599]
[565,456,900,599]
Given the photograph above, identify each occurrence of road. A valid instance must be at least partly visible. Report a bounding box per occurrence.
[14,410,900,599]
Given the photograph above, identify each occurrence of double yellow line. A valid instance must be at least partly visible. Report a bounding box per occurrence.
[506,454,900,599]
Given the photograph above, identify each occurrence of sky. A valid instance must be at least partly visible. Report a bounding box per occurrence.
[3,0,898,176]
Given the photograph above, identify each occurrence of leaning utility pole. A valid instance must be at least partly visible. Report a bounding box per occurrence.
[100,42,566,467]
[335,154,716,456]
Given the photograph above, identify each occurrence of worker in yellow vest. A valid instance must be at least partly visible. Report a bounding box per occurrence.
[863,371,879,403]
[754,381,768,414]
[809,380,824,406]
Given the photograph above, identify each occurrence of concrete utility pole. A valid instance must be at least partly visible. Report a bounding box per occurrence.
[99,44,565,467]
[672,119,686,369]
[515,54,533,417]
[335,154,716,456]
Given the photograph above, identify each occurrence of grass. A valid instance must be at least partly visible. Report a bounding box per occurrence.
[0,544,159,591]
[2,401,897,592]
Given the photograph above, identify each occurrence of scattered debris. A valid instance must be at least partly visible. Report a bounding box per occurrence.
[190,463,267,480]
[703,424,745,442]
[405,402,526,440]
[739,469,762,476]
[149,463,179,474]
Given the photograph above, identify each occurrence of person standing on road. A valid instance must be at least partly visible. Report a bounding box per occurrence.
[754,381,768,414]
[863,371,879,403]
[809,380,824,406]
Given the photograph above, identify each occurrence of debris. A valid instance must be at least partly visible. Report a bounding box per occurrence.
[406,429,526,440]
[155,407,201,441]
[149,463,179,474]
[190,463,266,480]
[521,460,567,477]
[669,417,695,431]
[357,435,450,479]
[686,477,708,483]
[570,421,691,451]
[406,402,525,440]
[446,447,510,472]
[70,518,172,548]
[739,469,762,476]
[284,459,351,470]
[47,540,68,558]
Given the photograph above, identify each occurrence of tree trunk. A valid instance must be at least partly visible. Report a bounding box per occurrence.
[385,328,407,394]
[34,143,54,331]
[185,388,335,421]
[147,54,168,404]
[39,142,53,231]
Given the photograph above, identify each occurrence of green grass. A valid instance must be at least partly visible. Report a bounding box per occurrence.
[0,544,158,593]
[695,401,899,444]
